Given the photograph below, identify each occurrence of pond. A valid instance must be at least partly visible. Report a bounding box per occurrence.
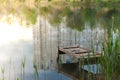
[33,1,120,80]
[0,1,120,80]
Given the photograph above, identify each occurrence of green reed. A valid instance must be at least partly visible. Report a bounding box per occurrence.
[100,16,120,80]
[1,65,5,80]
[33,63,39,80]
[101,30,120,80]
[9,57,12,80]
[21,56,26,80]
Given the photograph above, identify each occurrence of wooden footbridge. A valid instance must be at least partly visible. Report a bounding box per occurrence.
[57,46,104,80]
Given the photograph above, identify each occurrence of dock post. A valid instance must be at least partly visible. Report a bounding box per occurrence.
[57,49,62,73]
[57,52,60,73]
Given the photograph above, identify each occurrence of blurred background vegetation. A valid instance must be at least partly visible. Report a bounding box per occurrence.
[0,0,119,30]
[0,0,120,80]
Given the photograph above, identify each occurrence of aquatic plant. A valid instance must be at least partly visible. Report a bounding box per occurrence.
[33,63,39,80]
[1,65,5,80]
[16,77,20,80]
[101,30,120,80]
[100,16,120,80]
[21,56,26,80]
[9,57,12,80]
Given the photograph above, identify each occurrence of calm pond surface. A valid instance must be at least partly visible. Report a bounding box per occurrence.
[33,1,120,80]
[0,1,120,80]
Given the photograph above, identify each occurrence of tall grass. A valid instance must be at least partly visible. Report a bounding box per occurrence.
[9,57,12,80]
[33,63,39,80]
[100,16,120,80]
[0,56,41,80]
[1,65,5,80]
[101,29,120,80]
[21,56,26,80]
[0,56,40,80]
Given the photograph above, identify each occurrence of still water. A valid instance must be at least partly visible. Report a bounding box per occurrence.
[0,17,104,80]
[0,20,73,80]
[0,21,33,80]
[33,1,119,79]
[33,16,104,80]
[0,1,119,80]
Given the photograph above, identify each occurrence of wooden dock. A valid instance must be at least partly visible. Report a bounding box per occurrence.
[57,46,103,80]
[58,46,101,59]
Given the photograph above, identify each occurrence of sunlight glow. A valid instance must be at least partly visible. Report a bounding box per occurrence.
[0,20,32,45]
[0,16,33,63]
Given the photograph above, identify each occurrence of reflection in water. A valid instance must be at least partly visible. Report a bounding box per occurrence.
[33,2,120,79]
[33,15,105,79]
[30,15,73,80]
[0,22,33,80]
[0,1,119,80]
[39,1,120,30]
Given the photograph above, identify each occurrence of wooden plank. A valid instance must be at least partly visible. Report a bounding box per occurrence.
[58,46,102,80]
[58,46,101,59]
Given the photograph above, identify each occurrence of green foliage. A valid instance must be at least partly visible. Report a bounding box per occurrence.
[22,7,37,24]
[100,14,120,79]
[1,66,5,80]
[48,0,51,2]
[113,13,120,30]
[66,11,84,31]
[33,63,39,80]
[21,57,26,68]
[40,7,51,16]
[82,8,96,27]
[48,14,62,26]
[101,30,120,80]
[19,0,25,2]
[21,56,26,80]
[37,1,119,31]
[47,7,63,26]
[33,64,38,76]
[35,0,41,3]
[61,6,71,17]
[16,78,20,80]
[1,67,4,74]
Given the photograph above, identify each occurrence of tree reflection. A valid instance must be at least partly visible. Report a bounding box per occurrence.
[38,1,119,31]
[0,0,119,30]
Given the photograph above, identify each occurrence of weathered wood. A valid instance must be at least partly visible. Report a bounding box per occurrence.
[58,46,101,59]
[58,46,102,80]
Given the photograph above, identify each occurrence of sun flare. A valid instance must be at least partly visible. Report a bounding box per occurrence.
[0,15,33,63]
[0,18,32,45]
